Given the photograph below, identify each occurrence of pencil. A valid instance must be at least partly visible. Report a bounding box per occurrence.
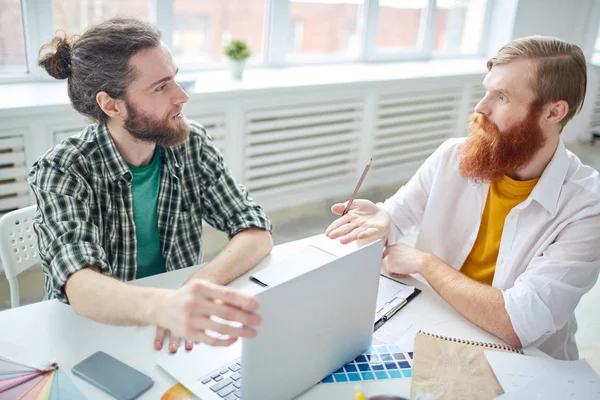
[342,158,372,216]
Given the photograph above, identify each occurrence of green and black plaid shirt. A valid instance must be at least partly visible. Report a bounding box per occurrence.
[28,122,272,303]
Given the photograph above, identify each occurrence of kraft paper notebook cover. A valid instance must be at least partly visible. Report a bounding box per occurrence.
[411,331,524,400]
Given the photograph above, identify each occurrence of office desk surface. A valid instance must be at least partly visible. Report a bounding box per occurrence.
[0,235,541,399]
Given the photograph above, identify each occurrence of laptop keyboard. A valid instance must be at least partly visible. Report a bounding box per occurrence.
[197,345,413,398]
[200,361,243,399]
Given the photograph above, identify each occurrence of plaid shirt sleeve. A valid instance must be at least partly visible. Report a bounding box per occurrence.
[190,125,272,238]
[28,155,110,303]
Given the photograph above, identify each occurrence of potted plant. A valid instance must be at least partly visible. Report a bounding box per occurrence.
[223,39,251,80]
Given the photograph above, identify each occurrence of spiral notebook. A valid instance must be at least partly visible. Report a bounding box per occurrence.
[411,331,524,400]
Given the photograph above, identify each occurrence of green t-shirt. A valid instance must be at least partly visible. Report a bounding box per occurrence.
[129,149,166,279]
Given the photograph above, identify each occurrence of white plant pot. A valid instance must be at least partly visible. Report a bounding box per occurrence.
[229,59,246,80]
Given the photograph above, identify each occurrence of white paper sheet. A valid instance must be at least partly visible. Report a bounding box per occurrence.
[493,369,600,399]
[485,351,600,399]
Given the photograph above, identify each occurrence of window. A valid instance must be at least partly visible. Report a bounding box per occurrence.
[172,15,211,66]
[289,19,305,53]
[1,0,492,82]
[0,0,27,74]
[172,0,267,67]
[376,0,428,52]
[288,0,363,60]
[433,0,488,55]
[53,0,151,35]
[593,24,600,65]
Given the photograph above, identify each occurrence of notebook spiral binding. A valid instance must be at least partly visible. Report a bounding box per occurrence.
[418,330,524,354]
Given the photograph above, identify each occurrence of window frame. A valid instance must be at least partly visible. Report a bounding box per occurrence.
[588,1,600,66]
[1,0,493,83]
[2,0,54,83]
[430,0,494,59]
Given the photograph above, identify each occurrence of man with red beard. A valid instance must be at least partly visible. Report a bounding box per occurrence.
[326,36,600,360]
[28,18,272,353]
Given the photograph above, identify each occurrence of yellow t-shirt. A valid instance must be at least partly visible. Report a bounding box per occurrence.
[460,175,539,285]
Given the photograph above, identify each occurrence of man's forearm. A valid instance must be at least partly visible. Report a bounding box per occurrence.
[419,254,522,347]
[190,228,273,285]
[65,268,165,326]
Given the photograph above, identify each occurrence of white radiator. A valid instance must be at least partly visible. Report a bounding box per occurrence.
[186,112,227,157]
[0,133,30,215]
[591,80,600,136]
[372,89,461,174]
[469,84,486,118]
[1,73,486,215]
[244,99,362,199]
[53,126,83,144]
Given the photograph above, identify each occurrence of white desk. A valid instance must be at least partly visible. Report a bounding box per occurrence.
[0,235,540,399]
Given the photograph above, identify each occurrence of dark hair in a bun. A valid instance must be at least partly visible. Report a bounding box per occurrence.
[38,32,72,80]
[36,18,161,124]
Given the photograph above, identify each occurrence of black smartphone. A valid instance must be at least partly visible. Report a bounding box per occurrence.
[72,351,154,400]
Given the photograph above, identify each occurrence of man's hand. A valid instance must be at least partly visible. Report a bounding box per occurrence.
[325,199,391,245]
[383,244,522,348]
[152,280,261,353]
[154,326,194,353]
[382,243,431,277]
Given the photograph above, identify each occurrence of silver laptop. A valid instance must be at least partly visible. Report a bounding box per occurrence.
[158,239,384,400]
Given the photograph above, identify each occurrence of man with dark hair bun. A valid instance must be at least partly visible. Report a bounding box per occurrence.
[30,17,273,354]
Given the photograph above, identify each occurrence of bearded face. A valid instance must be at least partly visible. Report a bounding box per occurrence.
[459,104,546,183]
[123,99,190,147]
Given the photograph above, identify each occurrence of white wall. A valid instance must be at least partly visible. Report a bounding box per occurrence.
[511,0,600,143]
[511,0,594,49]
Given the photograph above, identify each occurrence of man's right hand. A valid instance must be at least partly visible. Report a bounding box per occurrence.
[325,199,391,246]
[152,279,262,351]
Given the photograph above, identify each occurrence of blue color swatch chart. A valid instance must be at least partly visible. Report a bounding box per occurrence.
[320,345,413,384]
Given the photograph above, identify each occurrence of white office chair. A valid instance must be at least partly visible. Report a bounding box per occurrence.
[0,205,40,308]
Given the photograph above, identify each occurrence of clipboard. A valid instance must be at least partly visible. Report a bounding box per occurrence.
[373,275,421,331]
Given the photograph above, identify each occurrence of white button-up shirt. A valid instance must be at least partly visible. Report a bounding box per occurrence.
[381,138,600,360]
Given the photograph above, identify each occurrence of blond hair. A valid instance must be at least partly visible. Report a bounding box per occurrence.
[487,36,587,128]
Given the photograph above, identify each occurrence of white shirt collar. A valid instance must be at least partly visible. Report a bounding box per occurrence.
[466,140,570,216]
[529,140,570,216]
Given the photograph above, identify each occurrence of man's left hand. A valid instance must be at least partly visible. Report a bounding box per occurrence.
[382,243,431,277]
[154,326,194,353]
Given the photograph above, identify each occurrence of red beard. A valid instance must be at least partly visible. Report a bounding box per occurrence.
[459,108,545,183]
